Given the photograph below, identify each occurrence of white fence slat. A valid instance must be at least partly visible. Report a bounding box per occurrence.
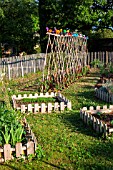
[34,103,39,113]
[41,103,46,113]
[21,105,26,113]
[48,103,52,113]
[28,104,32,112]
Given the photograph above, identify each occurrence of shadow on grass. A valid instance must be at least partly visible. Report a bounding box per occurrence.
[1,164,20,170]
[60,111,99,138]
[62,111,113,170]
[78,162,113,170]
[42,160,66,170]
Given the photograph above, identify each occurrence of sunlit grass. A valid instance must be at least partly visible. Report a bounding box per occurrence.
[1,70,113,170]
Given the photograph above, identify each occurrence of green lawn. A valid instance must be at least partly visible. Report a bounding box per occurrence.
[1,70,113,170]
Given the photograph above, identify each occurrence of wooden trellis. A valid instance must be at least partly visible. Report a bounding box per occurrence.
[44,33,88,90]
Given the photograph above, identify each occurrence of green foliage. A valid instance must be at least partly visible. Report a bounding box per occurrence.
[1,69,113,169]
[35,144,45,160]
[0,108,24,146]
[90,29,113,39]
[1,125,10,144]
[0,0,39,54]
[91,59,103,68]
[17,97,56,104]
[110,120,113,125]
[96,111,102,116]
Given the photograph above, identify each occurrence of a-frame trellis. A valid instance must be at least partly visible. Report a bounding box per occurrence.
[43,32,88,91]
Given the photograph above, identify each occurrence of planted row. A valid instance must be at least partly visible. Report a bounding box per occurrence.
[16,97,57,105]
[0,108,25,147]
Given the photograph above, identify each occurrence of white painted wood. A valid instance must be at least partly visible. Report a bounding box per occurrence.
[28,104,32,113]
[48,103,52,113]
[21,105,26,113]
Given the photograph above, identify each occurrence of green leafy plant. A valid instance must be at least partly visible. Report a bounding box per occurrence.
[10,124,24,146]
[1,125,10,144]
[16,97,56,105]
[110,120,113,125]
[35,144,45,160]
[96,111,102,116]
[91,59,102,68]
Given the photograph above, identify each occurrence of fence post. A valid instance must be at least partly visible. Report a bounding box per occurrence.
[106,51,108,65]
[16,143,23,157]
[27,141,35,155]
[4,144,12,161]
[8,64,11,80]
[21,61,24,77]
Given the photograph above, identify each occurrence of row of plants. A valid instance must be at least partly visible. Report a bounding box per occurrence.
[91,59,113,78]
[0,107,25,147]
[16,97,57,105]
[6,65,90,97]
[94,111,113,127]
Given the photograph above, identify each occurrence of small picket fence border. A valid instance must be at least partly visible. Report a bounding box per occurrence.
[80,105,113,137]
[95,88,113,103]
[12,92,72,113]
[0,117,37,163]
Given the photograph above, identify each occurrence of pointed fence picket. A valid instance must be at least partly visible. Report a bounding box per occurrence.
[80,105,113,137]
[95,88,113,103]
[12,92,72,113]
[0,117,37,163]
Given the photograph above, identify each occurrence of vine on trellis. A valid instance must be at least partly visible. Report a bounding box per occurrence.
[41,30,89,92]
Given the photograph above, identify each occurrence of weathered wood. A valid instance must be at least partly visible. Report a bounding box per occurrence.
[21,105,26,113]
[67,101,72,110]
[48,103,53,113]
[16,143,23,157]
[27,141,35,155]
[41,103,46,113]
[54,102,59,111]
[34,103,39,113]
[60,102,65,111]
[4,144,11,161]
[28,104,32,113]
[12,92,71,113]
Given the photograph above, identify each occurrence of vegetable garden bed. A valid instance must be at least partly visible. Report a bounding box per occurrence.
[95,86,113,103]
[12,92,72,113]
[80,105,113,137]
[0,116,37,163]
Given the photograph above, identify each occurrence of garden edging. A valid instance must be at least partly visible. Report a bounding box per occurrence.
[80,105,113,137]
[0,117,37,163]
[12,92,72,113]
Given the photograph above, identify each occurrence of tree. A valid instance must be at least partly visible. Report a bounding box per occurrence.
[0,0,39,55]
[39,0,61,52]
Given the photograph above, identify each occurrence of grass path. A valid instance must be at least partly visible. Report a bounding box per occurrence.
[1,70,113,170]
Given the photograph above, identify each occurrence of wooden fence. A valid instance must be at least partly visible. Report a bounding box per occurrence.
[86,51,113,66]
[0,51,113,79]
[95,88,113,103]
[0,117,37,163]
[0,53,46,79]
[80,105,113,137]
[12,92,72,113]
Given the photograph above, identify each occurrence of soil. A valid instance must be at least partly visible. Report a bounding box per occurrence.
[92,111,113,128]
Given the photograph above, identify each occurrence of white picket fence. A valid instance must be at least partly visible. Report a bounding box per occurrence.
[0,117,37,163]
[12,92,72,113]
[80,105,113,137]
[95,88,113,103]
[0,53,46,79]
